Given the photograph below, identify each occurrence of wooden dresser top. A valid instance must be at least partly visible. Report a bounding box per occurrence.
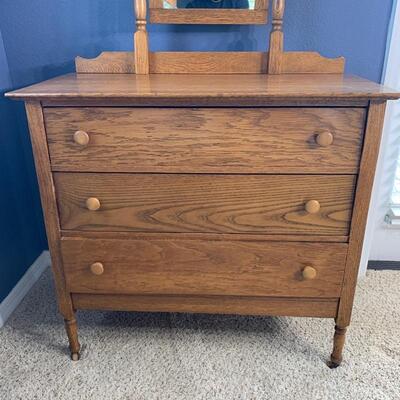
[6,73,399,102]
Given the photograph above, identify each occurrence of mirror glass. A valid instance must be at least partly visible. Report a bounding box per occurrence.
[162,0,256,10]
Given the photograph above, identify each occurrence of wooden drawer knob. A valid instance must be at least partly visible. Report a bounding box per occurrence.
[305,200,320,214]
[86,197,101,211]
[73,130,90,146]
[90,262,104,276]
[316,131,334,147]
[302,266,317,280]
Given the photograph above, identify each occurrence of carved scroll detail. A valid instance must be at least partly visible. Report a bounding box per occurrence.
[75,51,344,74]
[76,52,135,73]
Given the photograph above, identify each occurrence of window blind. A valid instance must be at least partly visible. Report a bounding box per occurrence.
[392,156,400,205]
[385,127,400,225]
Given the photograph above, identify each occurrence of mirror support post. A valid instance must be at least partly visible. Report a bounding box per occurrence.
[268,0,285,74]
[134,0,150,74]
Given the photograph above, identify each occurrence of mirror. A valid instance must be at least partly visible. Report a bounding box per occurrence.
[149,0,268,24]
[162,0,256,10]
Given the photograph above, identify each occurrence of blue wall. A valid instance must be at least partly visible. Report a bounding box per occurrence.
[0,0,393,85]
[0,30,46,303]
[0,0,394,302]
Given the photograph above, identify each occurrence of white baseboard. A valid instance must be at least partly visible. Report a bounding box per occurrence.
[0,250,50,328]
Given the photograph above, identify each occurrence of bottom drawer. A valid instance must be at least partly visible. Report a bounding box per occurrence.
[61,237,347,298]
[61,235,347,298]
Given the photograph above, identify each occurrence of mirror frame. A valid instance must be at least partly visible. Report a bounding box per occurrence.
[149,0,268,24]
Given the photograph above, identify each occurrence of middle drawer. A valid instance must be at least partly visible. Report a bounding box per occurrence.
[55,173,356,236]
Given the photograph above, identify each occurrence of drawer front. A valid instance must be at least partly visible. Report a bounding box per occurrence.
[45,107,365,174]
[61,238,347,298]
[55,173,356,235]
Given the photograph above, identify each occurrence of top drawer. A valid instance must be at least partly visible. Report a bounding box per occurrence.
[44,107,366,174]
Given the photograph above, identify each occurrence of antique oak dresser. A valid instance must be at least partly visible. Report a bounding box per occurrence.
[6,0,399,367]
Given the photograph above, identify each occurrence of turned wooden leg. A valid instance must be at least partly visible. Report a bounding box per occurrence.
[328,325,347,368]
[64,317,81,361]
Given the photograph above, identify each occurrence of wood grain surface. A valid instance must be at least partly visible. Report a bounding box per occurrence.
[75,52,136,74]
[61,231,349,243]
[25,102,81,356]
[55,173,356,235]
[134,0,150,74]
[61,238,347,298]
[72,293,339,318]
[268,0,285,74]
[6,74,399,101]
[337,101,388,327]
[45,107,365,174]
[282,52,345,74]
[24,103,75,319]
[149,9,268,24]
[149,52,269,74]
[74,51,343,75]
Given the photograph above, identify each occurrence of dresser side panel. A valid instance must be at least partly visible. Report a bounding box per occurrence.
[337,101,388,327]
[25,101,74,319]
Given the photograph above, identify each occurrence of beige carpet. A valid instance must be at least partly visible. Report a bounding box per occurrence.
[0,269,399,400]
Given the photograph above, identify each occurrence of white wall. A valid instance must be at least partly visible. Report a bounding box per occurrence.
[360,0,400,275]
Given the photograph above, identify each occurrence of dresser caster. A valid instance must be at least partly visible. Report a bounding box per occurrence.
[71,352,80,361]
[327,360,341,369]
